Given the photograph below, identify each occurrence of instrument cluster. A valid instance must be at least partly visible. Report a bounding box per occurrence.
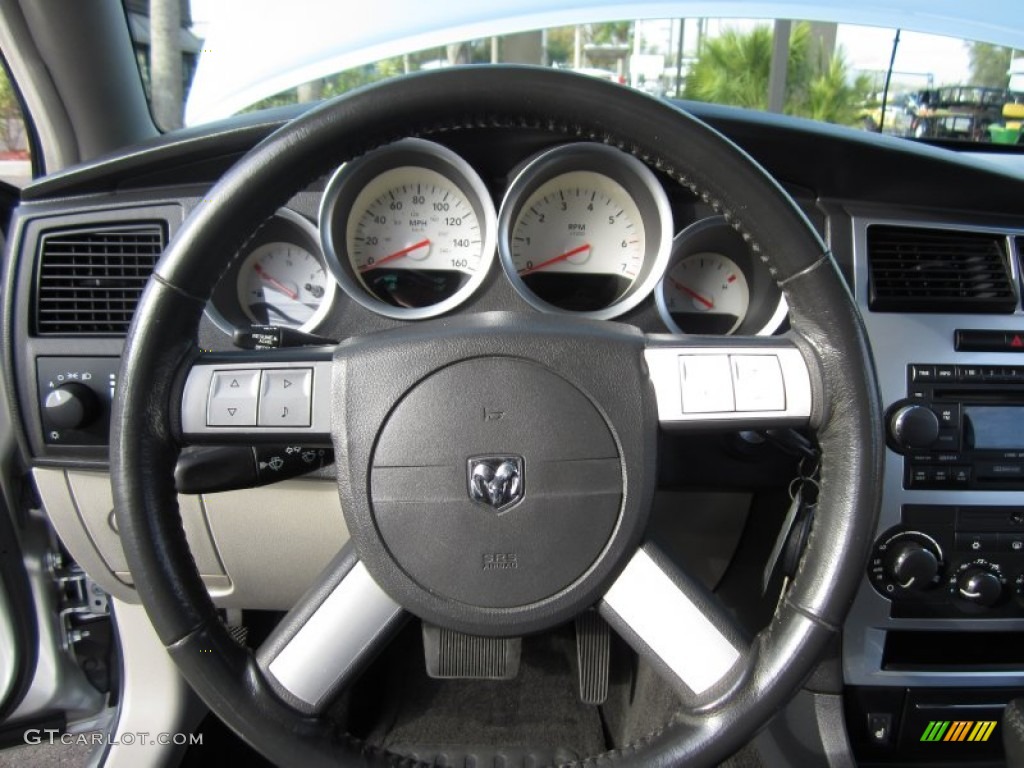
[207,138,786,337]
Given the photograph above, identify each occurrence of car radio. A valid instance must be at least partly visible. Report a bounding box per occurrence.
[888,363,1024,490]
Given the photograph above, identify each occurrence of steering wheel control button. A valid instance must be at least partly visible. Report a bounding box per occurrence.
[257,369,313,427]
[370,357,621,609]
[645,345,812,427]
[207,370,260,426]
[679,355,735,413]
[731,355,785,411]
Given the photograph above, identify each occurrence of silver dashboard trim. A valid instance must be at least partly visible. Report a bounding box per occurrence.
[843,211,1024,688]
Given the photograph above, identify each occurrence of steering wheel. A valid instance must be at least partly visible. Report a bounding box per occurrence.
[111,66,881,767]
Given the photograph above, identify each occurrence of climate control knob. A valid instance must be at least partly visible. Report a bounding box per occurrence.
[954,563,1003,608]
[869,530,944,597]
[885,541,940,590]
[889,403,940,452]
[43,383,99,430]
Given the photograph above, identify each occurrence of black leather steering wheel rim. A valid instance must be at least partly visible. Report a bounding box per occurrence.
[111,66,882,767]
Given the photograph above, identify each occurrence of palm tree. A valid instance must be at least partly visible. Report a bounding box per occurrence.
[685,22,865,126]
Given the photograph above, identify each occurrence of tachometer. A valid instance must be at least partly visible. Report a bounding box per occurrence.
[498,143,671,319]
[320,139,497,320]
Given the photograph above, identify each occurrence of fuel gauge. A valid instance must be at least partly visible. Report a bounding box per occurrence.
[237,242,332,329]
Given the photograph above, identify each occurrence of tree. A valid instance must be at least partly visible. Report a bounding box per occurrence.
[588,22,631,46]
[545,26,575,65]
[685,22,867,126]
[0,68,25,153]
[967,42,1012,88]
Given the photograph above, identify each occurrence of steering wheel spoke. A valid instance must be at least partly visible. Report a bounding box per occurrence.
[178,350,334,444]
[600,543,748,705]
[645,335,817,432]
[255,543,406,715]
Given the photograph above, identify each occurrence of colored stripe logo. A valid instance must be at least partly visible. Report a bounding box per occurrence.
[920,721,997,743]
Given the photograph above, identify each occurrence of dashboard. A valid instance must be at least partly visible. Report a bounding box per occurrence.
[4,100,1024,765]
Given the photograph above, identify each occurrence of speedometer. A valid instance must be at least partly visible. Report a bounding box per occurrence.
[499,143,671,319]
[320,139,497,320]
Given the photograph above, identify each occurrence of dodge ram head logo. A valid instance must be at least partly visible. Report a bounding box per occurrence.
[468,456,524,512]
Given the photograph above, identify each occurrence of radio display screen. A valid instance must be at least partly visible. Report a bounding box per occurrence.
[964,406,1024,450]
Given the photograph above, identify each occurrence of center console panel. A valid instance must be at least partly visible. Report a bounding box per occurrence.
[842,211,1024,764]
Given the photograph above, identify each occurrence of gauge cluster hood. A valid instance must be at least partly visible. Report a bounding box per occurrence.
[186,0,1024,125]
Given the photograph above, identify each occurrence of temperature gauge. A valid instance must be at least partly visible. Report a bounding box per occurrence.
[655,217,787,337]
[660,252,749,335]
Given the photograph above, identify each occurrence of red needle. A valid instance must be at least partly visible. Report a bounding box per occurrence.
[358,238,431,272]
[670,277,715,309]
[253,263,298,300]
[518,243,591,276]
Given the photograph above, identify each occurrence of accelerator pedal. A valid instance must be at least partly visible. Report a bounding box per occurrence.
[574,611,610,705]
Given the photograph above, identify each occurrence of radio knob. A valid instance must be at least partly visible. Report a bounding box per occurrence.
[43,383,99,430]
[955,565,1003,608]
[889,404,940,451]
[885,541,940,590]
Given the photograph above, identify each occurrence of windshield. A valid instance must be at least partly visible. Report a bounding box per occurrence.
[128,2,1024,148]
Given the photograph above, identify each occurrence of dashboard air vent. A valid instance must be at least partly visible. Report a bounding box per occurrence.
[868,225,1016,313]
[35,223,166,335]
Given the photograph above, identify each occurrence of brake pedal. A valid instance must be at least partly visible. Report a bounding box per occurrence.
[422,623,521,680]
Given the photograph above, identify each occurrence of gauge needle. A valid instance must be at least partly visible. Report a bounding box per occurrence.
[253,263,298,300]
[518,243,591,276]
[669,277,715,309]
[359,238,431,272]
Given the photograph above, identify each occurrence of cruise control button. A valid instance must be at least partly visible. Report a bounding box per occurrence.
[679,355,734,413]
[257,369,313,427]
[731,355,785,411]
[207,370,260,426]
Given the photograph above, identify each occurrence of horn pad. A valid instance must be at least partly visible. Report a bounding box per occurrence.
[370,357,622,608]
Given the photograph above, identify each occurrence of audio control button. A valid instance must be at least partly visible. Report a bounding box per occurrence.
[909,364,936,382]
[890,403,941,452]
[951,466,971,485]
[934,429,960,450]
[977,462,1024,480]
[935,404,960,427]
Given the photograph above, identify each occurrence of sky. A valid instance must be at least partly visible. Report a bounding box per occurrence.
[187,2,982,104]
